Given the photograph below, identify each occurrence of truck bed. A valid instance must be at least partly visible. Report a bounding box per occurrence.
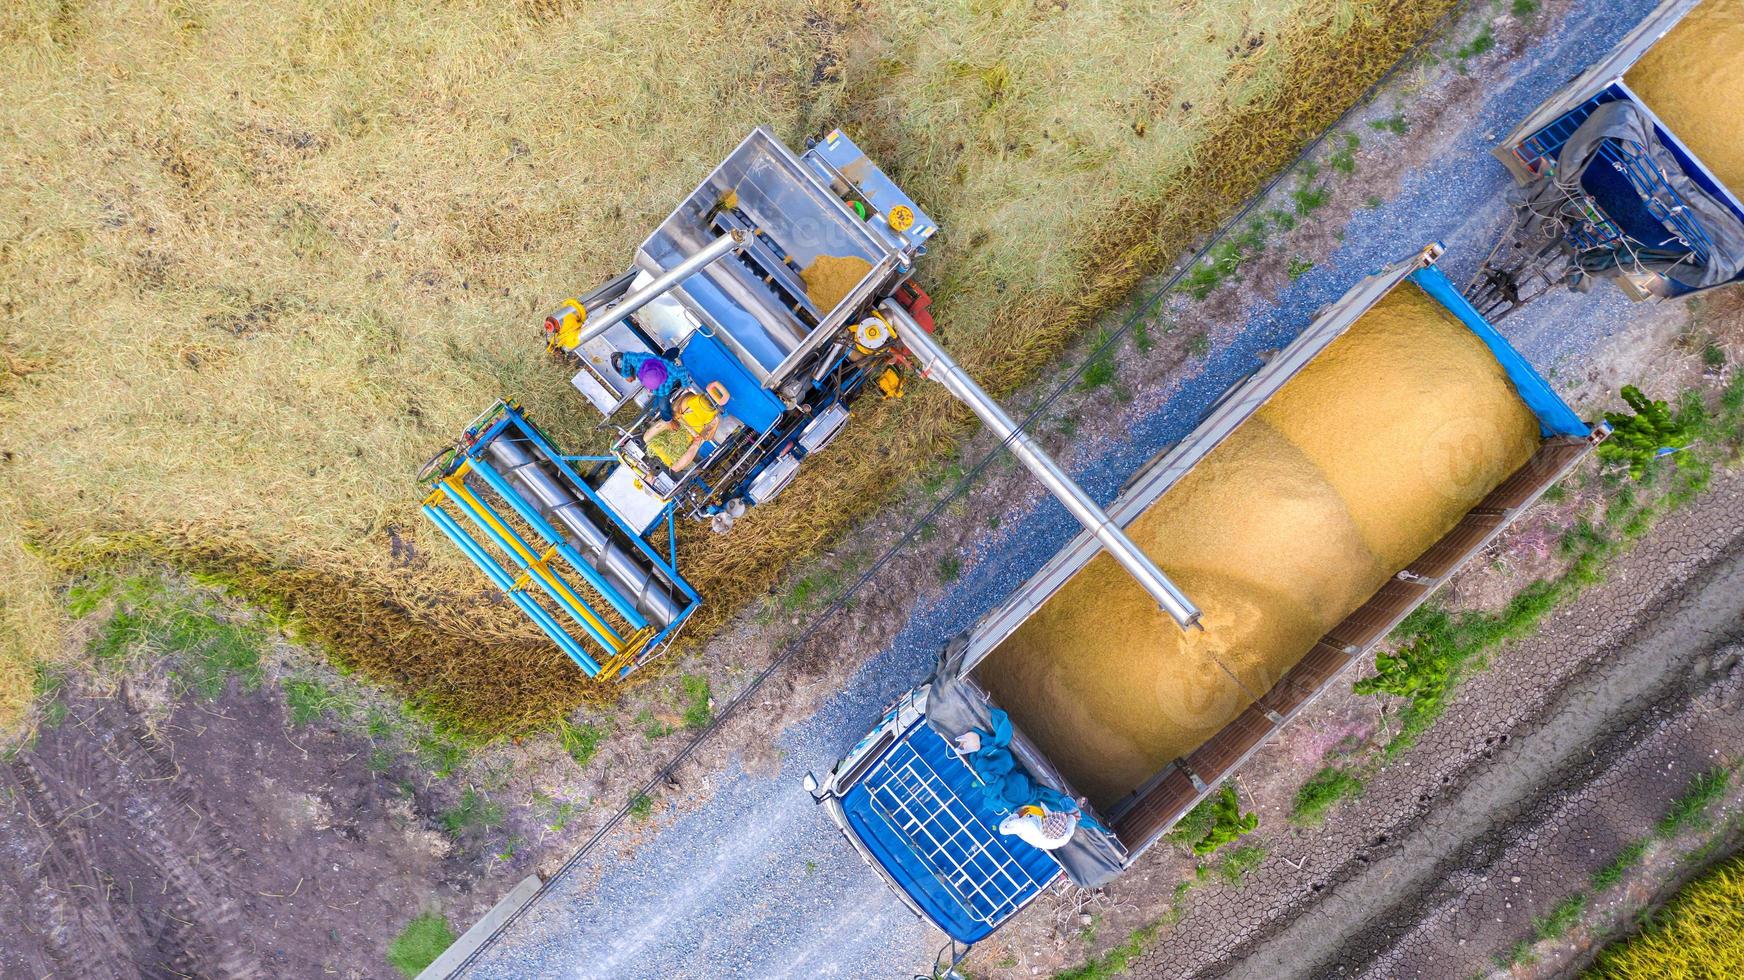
[946,247,1601,852]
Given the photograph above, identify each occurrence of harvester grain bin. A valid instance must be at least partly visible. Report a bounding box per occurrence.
[1468,0,1744,319]
[418,128,1199,680]
[806,244,1608,947]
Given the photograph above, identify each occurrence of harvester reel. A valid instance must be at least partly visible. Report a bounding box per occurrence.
[417,445,460,484]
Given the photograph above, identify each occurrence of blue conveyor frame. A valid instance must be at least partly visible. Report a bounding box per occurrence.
[421,402,700,679]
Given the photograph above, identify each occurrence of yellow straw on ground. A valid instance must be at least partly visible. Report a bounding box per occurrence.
[1625,0,1744,192]
[974,283,1541,809]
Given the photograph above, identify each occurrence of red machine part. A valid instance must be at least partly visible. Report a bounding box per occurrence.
[886,281,936,376]
[895,281,936,332]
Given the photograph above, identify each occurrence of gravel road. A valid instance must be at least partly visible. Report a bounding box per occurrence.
[462,1,1676,976]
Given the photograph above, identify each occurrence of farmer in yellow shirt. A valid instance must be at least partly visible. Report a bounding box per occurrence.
[643,392,724,473]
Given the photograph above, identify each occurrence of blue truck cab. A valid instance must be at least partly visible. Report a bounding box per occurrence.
[806,687,1064,944]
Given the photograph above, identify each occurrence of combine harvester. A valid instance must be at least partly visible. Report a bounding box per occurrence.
[418,128,1198,679]
[1469,0,1744,319]
[806,245,1608,947]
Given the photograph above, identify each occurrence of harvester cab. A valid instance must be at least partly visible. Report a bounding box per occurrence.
[420,127,1200,681]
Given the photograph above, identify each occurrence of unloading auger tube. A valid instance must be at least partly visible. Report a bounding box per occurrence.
[560,229,749,351]
[481,437,685,627]
[879,299,1203,630]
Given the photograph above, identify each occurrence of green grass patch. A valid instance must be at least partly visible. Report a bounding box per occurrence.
[1213,843,1267,884]
[629,791,655,822]
[1290,765,1365,825]
[387,911,455,978]
[415,734,467,778]
[1177,219,1269,300]
[781,563,852,613]
[1532,892,1586,942]
[1592,839,1650,890]
[1080,329,1118,390]
[1133,320,1155,354]
[1054,922,1161,980]
[441,787,502,833]
[556,718,609,766]
[1167,785,1258,856]
[636,708,673,741]
[1291,182,1331,215]
[1286,257,1314,282]
[1328,132,1360,175]
[440,787,504,836]
[1369,113,1409,135]
[1455,24,1495,61]
[680,675,712,730]
[1656,765,1732,839]
[284,678,335,725]
[937,555,961,583]
[77,573,267,699]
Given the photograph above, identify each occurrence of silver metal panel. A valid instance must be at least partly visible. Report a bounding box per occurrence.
[482,439,683,626]
[956,245,1441,673]
[638,127,896,381]
[627,270,704,351]
[569,316,653,415]
[798,401,851,453]
[598,463,670,536]
[747,452,801,504]
[1496,0,1700,175]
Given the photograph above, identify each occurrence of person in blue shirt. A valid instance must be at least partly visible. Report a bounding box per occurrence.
[611,351,691,421]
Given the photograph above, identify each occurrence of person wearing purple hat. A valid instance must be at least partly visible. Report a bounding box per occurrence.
[611,351,692,421]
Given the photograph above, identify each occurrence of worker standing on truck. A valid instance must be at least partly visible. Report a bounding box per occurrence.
[612,351,691,421]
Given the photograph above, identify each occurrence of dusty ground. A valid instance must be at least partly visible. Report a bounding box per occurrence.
[0,630,479,978]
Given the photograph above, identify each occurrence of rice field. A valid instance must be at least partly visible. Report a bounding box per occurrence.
[0,0,1456,736]
[1586,853,1744,978]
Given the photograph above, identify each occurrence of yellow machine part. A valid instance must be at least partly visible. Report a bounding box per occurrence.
[547,298,587,352]
[876,367,904,399]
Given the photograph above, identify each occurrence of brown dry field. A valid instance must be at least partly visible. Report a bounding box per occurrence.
[0,0,1456,737]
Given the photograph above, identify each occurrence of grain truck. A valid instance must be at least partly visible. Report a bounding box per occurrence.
[1469,0,1744,319]
[804,244,1607,946]
[416,128,1197,680]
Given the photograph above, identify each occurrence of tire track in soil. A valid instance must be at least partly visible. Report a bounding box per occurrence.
[1129,467,1744,979]
[1340,642,1742,979]
[2,683,267,980]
